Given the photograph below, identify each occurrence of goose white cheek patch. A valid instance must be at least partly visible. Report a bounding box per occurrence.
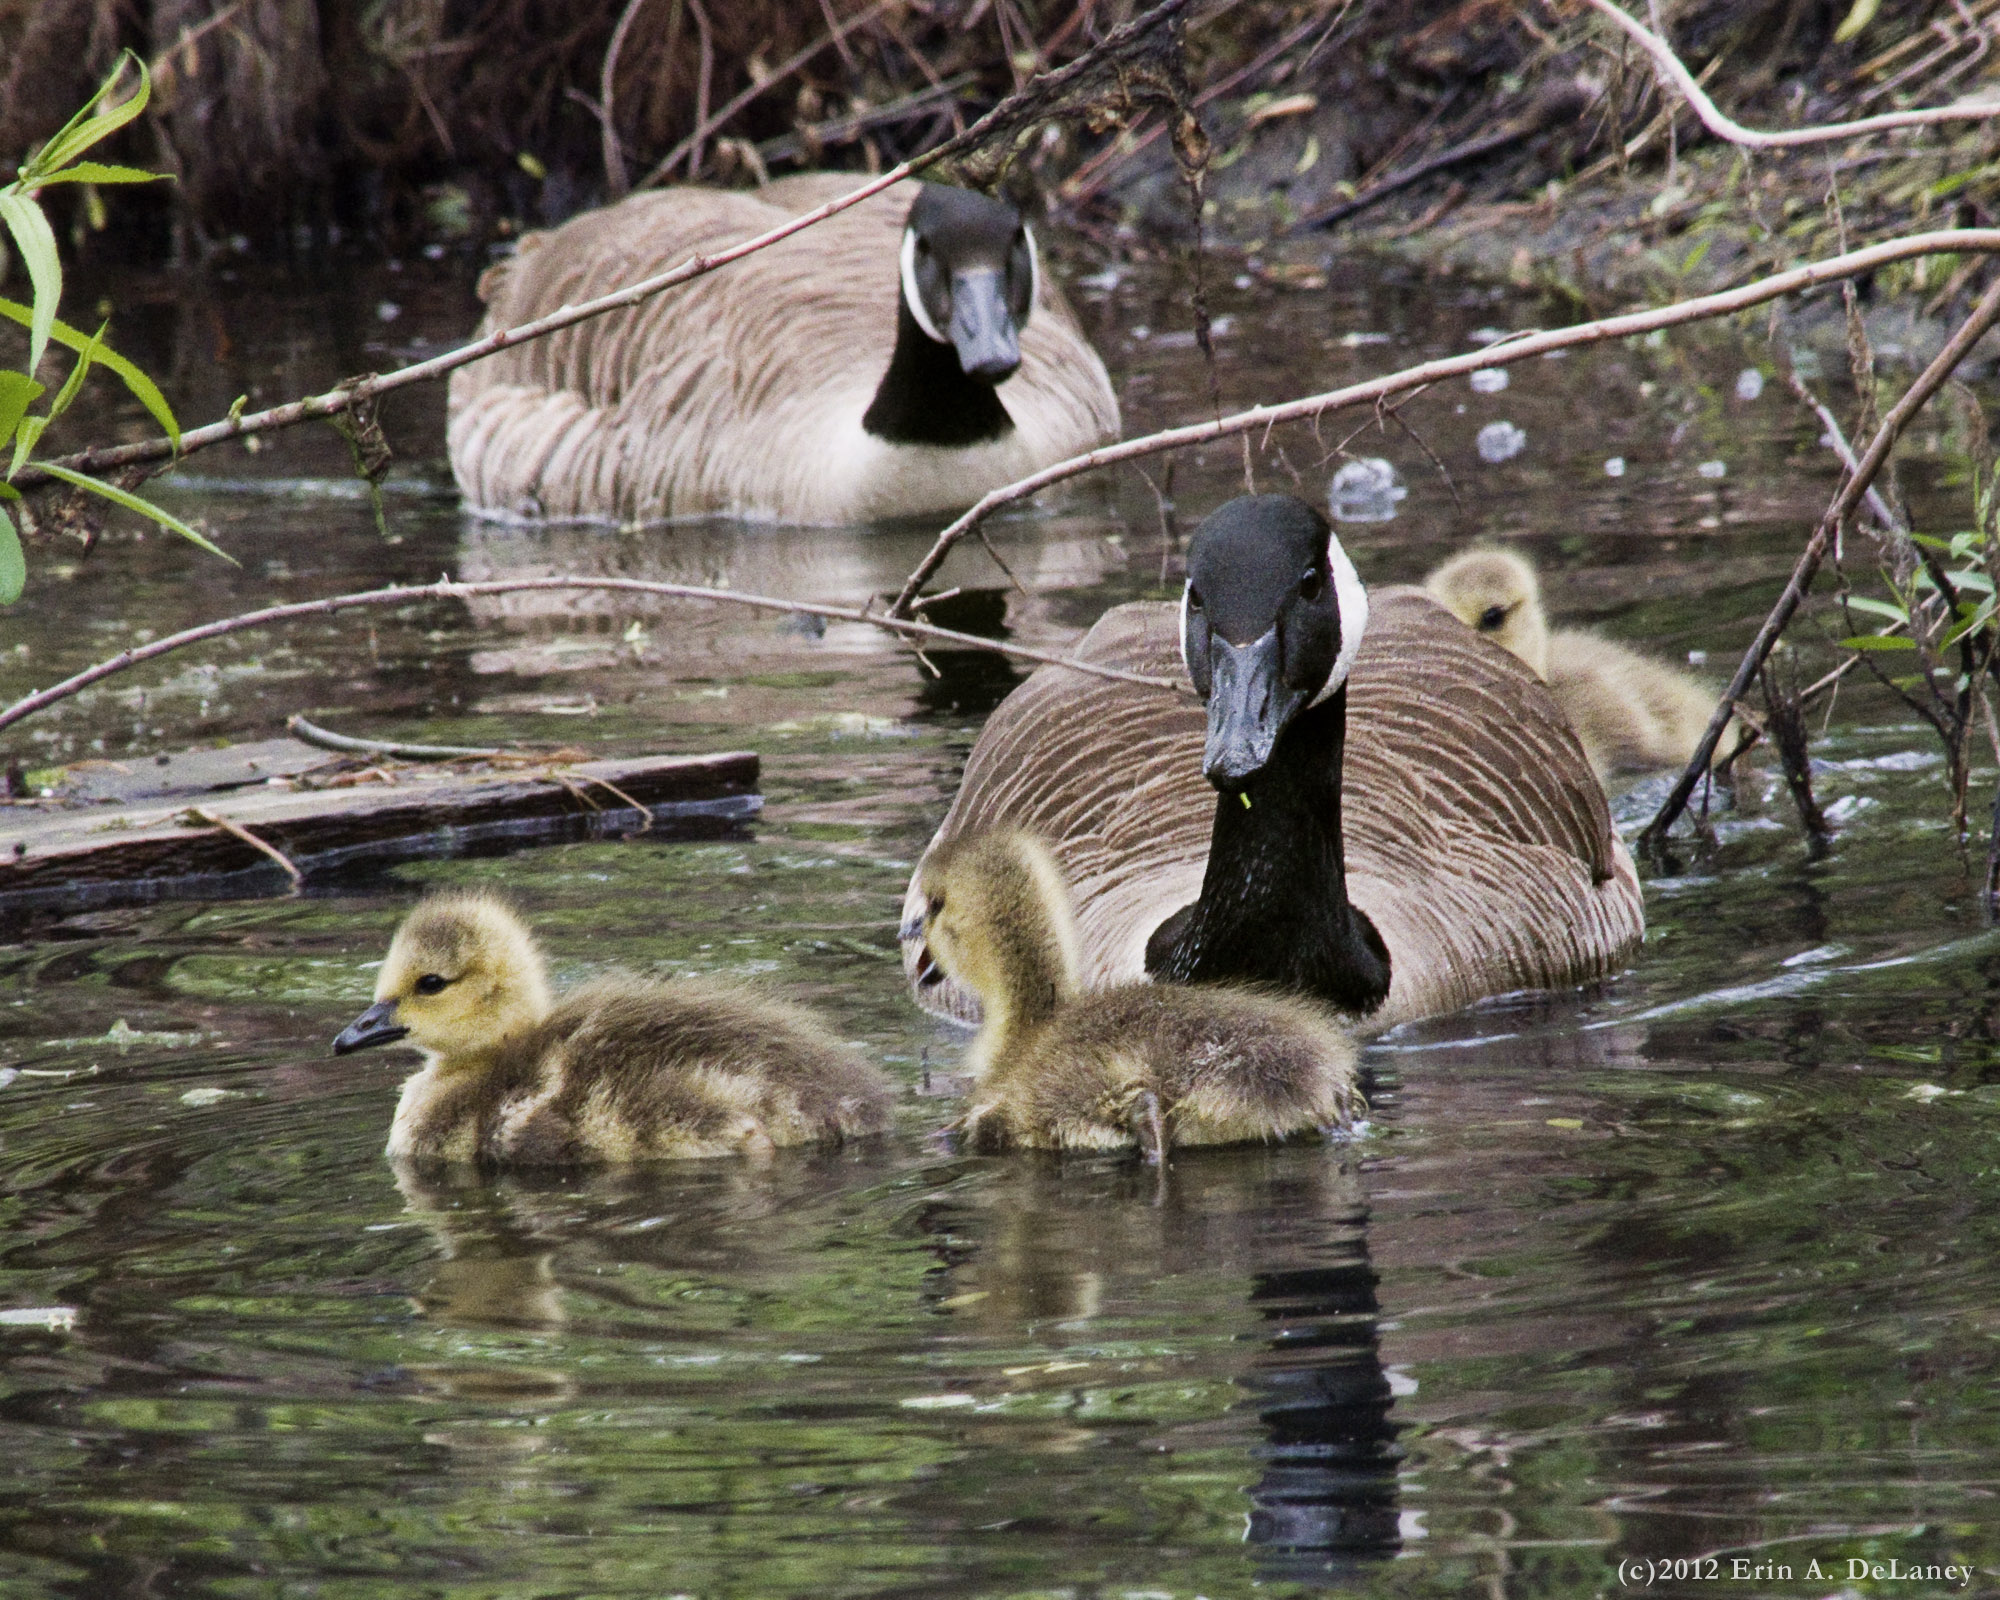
[1179,580,1195,684]
[900,229,948,345]
[1325,531,1369,690]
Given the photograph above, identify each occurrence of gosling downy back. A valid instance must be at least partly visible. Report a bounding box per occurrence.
[447,177,1119,525]
[335,891,895,1164]
[1426,545,1728,775]
[910,829,1361,1160]
[903,496,1644,1033]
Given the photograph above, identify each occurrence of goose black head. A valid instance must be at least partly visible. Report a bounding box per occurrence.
[1180,494,1368,791]
[900,185,1037,385]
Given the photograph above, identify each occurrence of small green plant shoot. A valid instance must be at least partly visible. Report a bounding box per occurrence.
[0,54,228,605]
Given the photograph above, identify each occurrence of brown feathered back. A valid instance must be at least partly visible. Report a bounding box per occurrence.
[447,179,1119,524]
[905,587,1644,1033]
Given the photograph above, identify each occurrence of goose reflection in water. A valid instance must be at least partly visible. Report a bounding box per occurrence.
[920,1143,1403,1578]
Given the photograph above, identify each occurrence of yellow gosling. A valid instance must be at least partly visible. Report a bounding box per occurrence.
[905,830,1361,1162]
[334,892,895,1164]
[1424,546,1728,777]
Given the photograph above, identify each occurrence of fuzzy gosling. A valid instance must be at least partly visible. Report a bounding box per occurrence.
[1424,546,1728,778]
[905,830,1362,1162]
[334,892,895,1164]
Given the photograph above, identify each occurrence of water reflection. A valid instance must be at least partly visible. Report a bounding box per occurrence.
[918,1144,1402,1578]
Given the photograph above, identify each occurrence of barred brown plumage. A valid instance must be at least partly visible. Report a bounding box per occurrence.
[448,175,1118,525]
[903,509,1645,1035]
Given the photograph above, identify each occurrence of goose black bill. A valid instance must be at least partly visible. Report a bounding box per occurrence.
[947,267,1021,384]
[1201,626,1311,791]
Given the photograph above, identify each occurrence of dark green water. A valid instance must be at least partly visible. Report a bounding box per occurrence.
[3,250,1999,1598]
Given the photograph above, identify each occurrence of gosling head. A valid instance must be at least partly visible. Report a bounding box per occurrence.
[902,830,1080,1021]
[333,892,552,1066]
[1424,547,1550,678]
[1181,494,1368,792]
[900,185,1037,385]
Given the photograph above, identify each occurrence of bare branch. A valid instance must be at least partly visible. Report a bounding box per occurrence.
[890,227,2000,616]
[638,0,900,191]
[1639,271,2000,853]
[0,577,1186,736]
[19,0,1201,492]
[1578,0,2000,148]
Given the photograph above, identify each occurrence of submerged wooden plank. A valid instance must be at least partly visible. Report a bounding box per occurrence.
[0,749,760,917]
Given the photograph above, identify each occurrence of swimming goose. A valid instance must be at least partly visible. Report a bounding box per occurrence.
[906,828,1360,1161]
[447,176,1120,524]
[334,892,895,1163]
[1424,546,1728,777]
[901,495,1645,1032]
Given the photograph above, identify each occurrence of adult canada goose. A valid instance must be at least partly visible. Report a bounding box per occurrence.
[901,495,1645,1032]
[334,892,895,1163]
[447,175,1120,524]
[1424,546,1728,777]
[905,829,1361,1161]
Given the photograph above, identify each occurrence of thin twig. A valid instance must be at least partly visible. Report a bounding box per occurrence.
[1782,369,1902,529]
[598,0,649,197]
[1640,272,2000,852]
[580,772,655,829]
[184,807,303,889]
[285,715,505,761]
[684,0,715,179]
[640,0,899,190]
[0,577,1186,735]
[1579,0,2000,148]
[20,0,1199,493]
[888,228,2000,616]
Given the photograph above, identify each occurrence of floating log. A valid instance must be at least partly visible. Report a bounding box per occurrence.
[0,746,760,919]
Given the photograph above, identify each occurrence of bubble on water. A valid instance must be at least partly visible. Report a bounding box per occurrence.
[1697,459,1728,479]
[1469,326,1510,345]
[1735,367,1765,401]
[1604,456,1626,478]
[1328,457,1408,523]
[376,301,401,322]
[1470,368,1509,394]
[1476,421,1527,463]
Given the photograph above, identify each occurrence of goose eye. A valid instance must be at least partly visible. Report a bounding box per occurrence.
[413,973,450,996]
[1298,567,1325,602]
[915,235,933,258]
[1186,587,1204,612]
[1478,605,1507,631]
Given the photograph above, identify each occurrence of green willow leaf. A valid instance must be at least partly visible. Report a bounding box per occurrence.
[0,512,21,603]
[0,191,60,376]
[33,462,235,564]
[43,322,106,425]
[1841,635,1917,651]
[25,56,151,180]
[29,163,167,188]
[9,413,46,480]
[0,297,178,448]
[0,370,44,445]
[1842,594,1908,622]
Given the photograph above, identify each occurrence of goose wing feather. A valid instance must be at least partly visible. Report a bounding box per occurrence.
[447,183,1117,523]
[906,587,1643,1032]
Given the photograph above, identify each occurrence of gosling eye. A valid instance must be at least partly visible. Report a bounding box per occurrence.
[927,894,945,919]
[413,973,450,996]
[1478,604,1508,631]
[1298,566,1325,602]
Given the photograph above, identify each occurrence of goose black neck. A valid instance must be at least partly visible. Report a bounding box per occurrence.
[862,300,1016,447]
[1148,685,1391,1015]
